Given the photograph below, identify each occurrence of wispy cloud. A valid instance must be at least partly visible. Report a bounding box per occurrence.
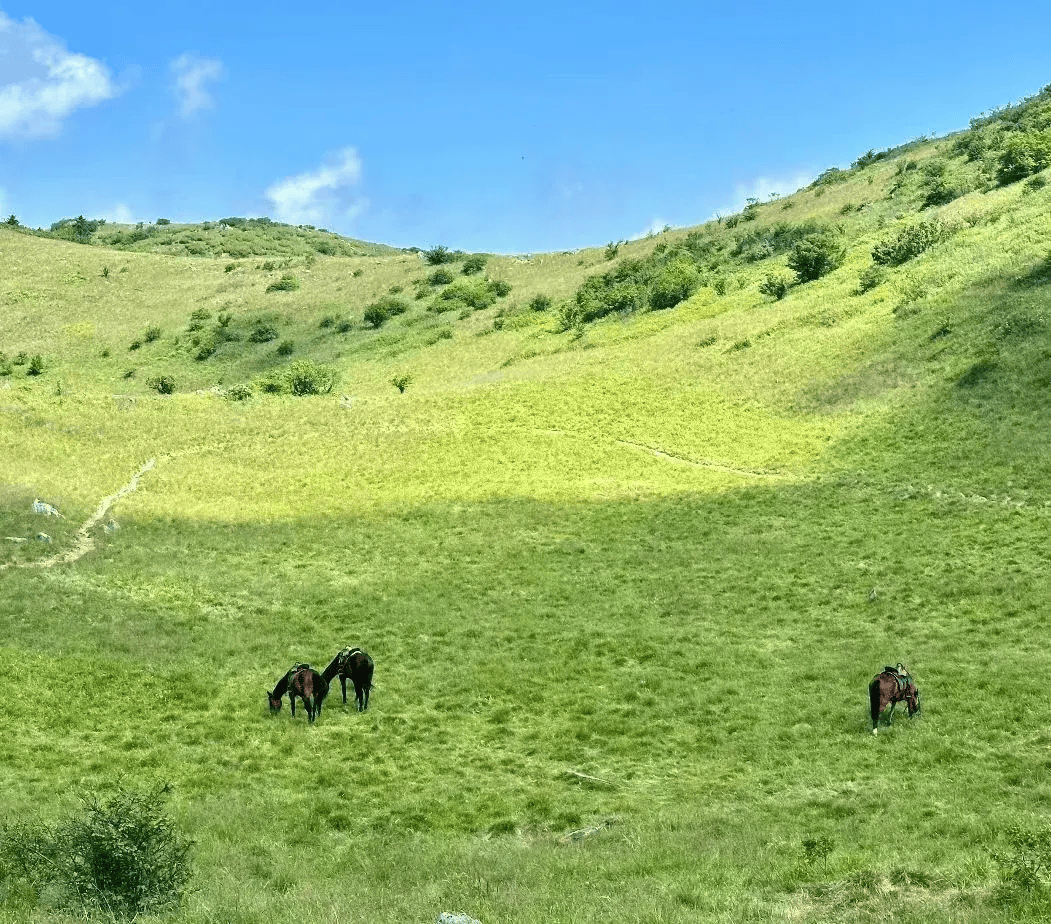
[265,148,367,226]
[711,171,815,219]
[171,53,224,118]
[0,13,118,141]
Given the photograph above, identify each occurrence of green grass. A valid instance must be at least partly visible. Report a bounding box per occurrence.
[1,92,1051,922]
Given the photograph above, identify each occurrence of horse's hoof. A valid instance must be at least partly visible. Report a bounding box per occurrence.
[872,729,878,736]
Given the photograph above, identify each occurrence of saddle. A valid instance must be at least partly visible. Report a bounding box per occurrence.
[883,663,910,691]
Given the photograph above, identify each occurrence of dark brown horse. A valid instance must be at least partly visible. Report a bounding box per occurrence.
[267,663,329,723]
[321,647,374,711]
[869,663,920,735]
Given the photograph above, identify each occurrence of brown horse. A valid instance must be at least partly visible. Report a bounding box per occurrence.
[869,663,920,735]
[321,647,374,711]
[267,663,329,723]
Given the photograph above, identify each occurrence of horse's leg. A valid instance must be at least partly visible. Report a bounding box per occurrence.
[290,694,297,718]
[887,701,896,725]
[340,676,348,705]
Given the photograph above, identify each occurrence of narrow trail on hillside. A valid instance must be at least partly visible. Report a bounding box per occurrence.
[3,459,156,571]
[616,440,786,479]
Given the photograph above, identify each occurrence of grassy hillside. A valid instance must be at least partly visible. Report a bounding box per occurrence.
[0,87,1049,923]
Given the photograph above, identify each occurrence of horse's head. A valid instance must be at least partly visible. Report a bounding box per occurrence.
[905,682,921,717]
[267,690,282,712]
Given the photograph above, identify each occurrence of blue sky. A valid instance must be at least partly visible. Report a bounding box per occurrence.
[0,2,1048,254]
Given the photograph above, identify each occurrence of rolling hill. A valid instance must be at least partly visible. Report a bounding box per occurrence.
[0,86,1049,923]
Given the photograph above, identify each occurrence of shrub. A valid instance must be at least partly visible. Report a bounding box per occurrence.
[461,254,487,275]
[529,294,552,312]
[993,822,1051,893]
[0,785,192,918]
[787,229,846,283]
[605,242,620,260]
[226,383,253,401]
[249,320,279,343]
[147,375,176,394]
[276,339,294,356]
[428,267,454,285]
[285,360,337,396]
[423,245,455,265]
[266,274,299,293]
[997,131,1051,185]
[391,373,413,393]
[144,325,162,343]
[758,272,791,300]
[491,279,512,298]
[649,258,699,310]
[363,303,390,328]
[854,264,885,295]
[872,219,953,266]
[27,355,44,376]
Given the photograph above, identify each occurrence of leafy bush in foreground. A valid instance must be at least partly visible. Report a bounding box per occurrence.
[0,785,192,918]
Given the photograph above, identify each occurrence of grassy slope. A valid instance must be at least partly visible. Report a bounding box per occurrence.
[0,107,1049,922]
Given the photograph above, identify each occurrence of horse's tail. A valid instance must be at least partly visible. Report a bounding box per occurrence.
[869,677,881,730]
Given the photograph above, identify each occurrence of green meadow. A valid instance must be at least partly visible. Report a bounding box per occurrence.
[1,89,1050,922]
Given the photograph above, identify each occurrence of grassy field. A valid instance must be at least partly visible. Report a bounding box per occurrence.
[1,90,1050,922]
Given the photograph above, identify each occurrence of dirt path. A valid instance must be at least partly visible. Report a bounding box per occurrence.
[616,440,785,479]
[3,459,156,571]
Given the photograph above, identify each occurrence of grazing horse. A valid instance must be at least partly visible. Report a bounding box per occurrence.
[267,663,329,723]
[322,647,374,711]
[869,663,921,735]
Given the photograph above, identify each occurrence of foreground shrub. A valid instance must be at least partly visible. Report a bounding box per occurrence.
[787,229,846,283]
[391,373,413,393]
[0,785,192,918]
[872,218,953,266]
[146,375,176,394]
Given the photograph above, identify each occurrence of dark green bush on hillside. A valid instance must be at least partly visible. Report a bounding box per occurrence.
[429,267,454,285]
[758,272,791,300]
[649,258,700,310]
[461,254,487,275]
[786,229,846,283]
[872,219,953,266]
[996,131,1051,185]
[265,274,299,293]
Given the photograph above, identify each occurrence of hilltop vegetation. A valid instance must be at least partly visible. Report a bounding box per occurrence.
[0,86,1049,923]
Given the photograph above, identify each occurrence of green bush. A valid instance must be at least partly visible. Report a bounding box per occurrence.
[276,339,294,356]
[26,354,44,376]
[226,383,253,401]
[0,785,192,918]
[529,294,552,312]
[758,272,791,300]
[429,267,454,285]
[144,325,162,343]
[997,131,1051,185]
[363,303,390,328]
[285,360,337,396]
[787,229,846,283]
[423,245,456,265]
[391,373,413,393]
[461,254,487,275]
[872,218,953,266]
[249,320,279,343]
[854,265,885,295]
[146,375,176,394]
[265,274,299,293]
[649,258,699,310]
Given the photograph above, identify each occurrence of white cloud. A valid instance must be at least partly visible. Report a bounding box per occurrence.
[631,217,672,240]
[265,148,367,226]
[710,171,815,219]
[171,53,224,118]
[0,13,117,141]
